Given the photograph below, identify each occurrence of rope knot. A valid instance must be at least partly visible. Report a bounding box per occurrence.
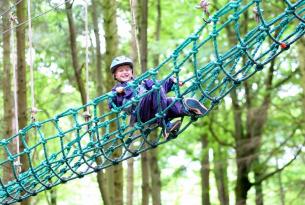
[285,7,295,14]
[280,42,290,50]
[0,139,8,146]
[259,25,269,31]
[82,110,91,122]
[171,53,178,59]
[229,1,240,8]
[229,14,239,21]
[210,31,218,37]
[212,98,220,105]
[189,35,199,40]
[9,13,19,24]
[255,64,264,71]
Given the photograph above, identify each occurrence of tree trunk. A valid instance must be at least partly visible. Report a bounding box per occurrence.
[130,0,139,71]
[200,132,211,205]
[150,146,161,205]
[16,1,29,205]
[136,0,150,204]
[127,158,134,205]
[48,188,57,205]
[254,159,263,205]
[91,1,111,205]
[91,0,103,95]
[150,2,162,204]
[153,0,161,67]
[65,1,87,105]
[96,170,111,205]
[225,10,275,202]
[125,2,139,204]
[141,152,150,205]
[213,144,229,205]
[230,89,250,205]
[136,0,148,73]
[102,0,121,204]
[2,0,14,185]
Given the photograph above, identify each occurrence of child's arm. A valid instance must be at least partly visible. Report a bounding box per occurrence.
[108,85,134,110]
[108,86,124,109]
[164,76,183,93]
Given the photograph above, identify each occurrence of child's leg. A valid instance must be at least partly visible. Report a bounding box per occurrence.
[136,87,168,124]
[165,97,208,119]
[165,97,188,120]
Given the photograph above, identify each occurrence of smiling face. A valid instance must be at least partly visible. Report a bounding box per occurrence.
[113,65,133,82]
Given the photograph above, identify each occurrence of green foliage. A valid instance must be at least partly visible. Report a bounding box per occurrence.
[0,0,304,204]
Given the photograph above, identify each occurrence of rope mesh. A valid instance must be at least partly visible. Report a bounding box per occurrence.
[1,0,305,204]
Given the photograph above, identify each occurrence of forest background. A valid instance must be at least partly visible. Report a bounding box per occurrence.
[0,0,305,205]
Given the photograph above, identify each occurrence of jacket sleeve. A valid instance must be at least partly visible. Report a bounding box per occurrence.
[108,84,134,110]
[123,87,134,99]
[163,76,175,93]
[108,84,121,109]
[108,91,119,110]
[143,79,154,90]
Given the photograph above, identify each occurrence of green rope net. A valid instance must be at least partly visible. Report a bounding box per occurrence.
[1,0,305,204]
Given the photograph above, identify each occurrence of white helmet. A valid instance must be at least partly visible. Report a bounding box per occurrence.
[110,56,133,73]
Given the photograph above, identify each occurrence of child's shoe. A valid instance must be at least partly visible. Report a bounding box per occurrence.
[163,120,182,140]
[183,98,207,115]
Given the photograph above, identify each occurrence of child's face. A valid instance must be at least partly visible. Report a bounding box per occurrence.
[114,65,133,82]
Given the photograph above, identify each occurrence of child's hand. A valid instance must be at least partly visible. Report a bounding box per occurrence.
[172,77,184,86]
[116,87,125,93]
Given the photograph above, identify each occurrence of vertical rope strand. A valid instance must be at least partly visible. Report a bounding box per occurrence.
[27,0,37,121]
[10,13,21,173]
[85,0,89,105]
[83,0,91,122]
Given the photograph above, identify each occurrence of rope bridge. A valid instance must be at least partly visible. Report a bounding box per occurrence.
[1,0,304,204]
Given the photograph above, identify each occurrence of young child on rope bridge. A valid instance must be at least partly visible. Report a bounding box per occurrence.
[108,56,207,140]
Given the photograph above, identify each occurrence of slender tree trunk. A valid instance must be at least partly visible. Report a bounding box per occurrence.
[254,159,263,205]
[16,1,29,205]
[91,1,111,205]
[91,0,103,96]
[230,88,250,205]
[153,0,161,67]
[127,158,134,205]
[96,169,111,205]
[150,146,161,205]
[200,132,211,205]
[125,2,139,204]
[130,0,139,71]
[149,2,162,204]
[141,152,150,205]
[2,0,14,185]
[65,1,87,105]
[213,144,229,205]
[49,189,57,205]
[225,10,274,202]
[102,0,121,204]
[136,0,150,204]
[137,0,148,72]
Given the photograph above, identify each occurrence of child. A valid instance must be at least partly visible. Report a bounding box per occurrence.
[108,56,208,140]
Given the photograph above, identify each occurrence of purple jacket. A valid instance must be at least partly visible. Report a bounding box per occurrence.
[108,78,175,110]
